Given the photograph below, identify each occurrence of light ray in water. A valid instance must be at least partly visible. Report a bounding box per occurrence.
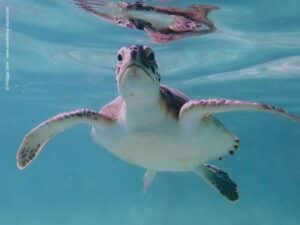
[181,56,300,86]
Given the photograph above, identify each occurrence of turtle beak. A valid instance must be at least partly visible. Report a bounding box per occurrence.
[126,46,145,68]
[116,45,160,89]
[116,46,160,100]
[121,46,153,80]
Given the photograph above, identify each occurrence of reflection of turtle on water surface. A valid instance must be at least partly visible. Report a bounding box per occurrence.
[17,46,300,201]
[73,0,218,43]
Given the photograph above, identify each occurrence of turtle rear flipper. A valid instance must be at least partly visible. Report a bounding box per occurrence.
[193,164,239,202]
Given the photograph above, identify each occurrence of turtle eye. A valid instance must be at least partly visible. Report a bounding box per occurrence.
[117,54,123,61]
[147,52,155,61]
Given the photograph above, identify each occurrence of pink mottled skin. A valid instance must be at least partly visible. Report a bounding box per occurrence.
[73,0,218,43]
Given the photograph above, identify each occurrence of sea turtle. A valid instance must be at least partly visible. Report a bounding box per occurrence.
[73,0,218,43]
[17,45,300,202]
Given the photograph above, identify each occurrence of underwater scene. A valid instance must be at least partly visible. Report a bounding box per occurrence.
[0,0,300,224]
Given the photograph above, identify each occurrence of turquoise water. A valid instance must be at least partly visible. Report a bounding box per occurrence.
[1,0,300,224]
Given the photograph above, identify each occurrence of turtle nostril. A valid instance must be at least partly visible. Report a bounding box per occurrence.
[131,50,137,60]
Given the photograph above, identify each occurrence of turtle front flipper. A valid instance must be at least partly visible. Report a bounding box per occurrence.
[17,109,113,170]
[193,164,238,202]
[180,99,300,122]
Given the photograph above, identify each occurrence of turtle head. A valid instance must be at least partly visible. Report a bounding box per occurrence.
[115,45,161,101]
